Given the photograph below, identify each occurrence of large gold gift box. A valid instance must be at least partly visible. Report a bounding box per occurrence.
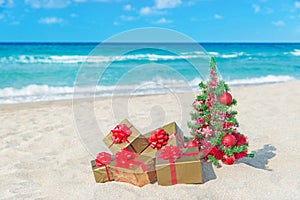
[110,154,156,187]
[91,160,114,183]
[102,119,148,154]
[141,122,185,158]
[155,147,203,186]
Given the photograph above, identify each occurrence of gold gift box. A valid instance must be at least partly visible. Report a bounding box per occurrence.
[91,160,114,183]
[155,148,203,186]
[102,119,148,154]
[109,154,156,187]
[141,122,185,158]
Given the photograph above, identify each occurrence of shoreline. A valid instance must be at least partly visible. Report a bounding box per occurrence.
[1,79,299,108]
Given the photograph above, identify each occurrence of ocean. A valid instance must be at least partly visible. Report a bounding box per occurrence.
[0,42,299,104]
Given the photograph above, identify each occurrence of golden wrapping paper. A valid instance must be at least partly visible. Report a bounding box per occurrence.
[91,160,114,183]
[155,147,203,186]
[141,122,185,158]
[102,119,148,154]
[109,154,156,187]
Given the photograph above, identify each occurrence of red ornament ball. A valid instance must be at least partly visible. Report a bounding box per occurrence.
[222,155,235,165]
[222,134,237,147]
[232,132,248,146]
[218,92,232,105]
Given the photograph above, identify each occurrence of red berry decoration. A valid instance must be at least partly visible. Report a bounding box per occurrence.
[218,92,232,105]
[222,155,235,165]
[222,134,237,147]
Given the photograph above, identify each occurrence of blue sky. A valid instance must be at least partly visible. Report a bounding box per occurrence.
[0,0,300,42]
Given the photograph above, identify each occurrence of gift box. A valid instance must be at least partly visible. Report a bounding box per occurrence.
[110,149,156,187]
[155,145,203,186]
[91,152,114,183]
[103,119,148,154]
[141,122,185,158]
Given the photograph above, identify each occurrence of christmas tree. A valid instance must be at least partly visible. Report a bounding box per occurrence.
[187,57,253,165]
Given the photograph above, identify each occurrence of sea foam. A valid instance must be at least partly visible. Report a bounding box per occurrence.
[0,75,295,104]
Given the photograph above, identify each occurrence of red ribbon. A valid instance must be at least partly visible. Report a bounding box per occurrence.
[114,149,147,174]
[95,152,112,181]
[148,128,169,150]
[157,145,199,185]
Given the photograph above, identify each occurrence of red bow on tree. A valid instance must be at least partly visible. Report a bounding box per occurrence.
[148,128,169,150]
[110,124,132,144]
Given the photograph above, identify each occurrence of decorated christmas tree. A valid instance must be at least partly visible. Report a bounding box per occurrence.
[187,57,253,165]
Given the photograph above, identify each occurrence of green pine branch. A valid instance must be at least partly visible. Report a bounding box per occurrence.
[207,155,219,165]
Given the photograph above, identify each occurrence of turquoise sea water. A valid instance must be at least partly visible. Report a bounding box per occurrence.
[0,42,300,104]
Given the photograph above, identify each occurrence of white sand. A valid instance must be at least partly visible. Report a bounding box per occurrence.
[1,81,300,199]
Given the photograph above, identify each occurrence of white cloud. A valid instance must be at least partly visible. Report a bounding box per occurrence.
[252,4,260,13]
[123,4,132,11]
[25,0,71,9]
[214,14,222,19]
[120,15,134,21]
[139,6,165,15]
[155,0,182,9]
[140,6,152,15]
[39,17,65,24]
[272,20,285,26]
[186,0,196,6]
[154,17,172,24]
[295,1,300,8]
[113,21,118,26]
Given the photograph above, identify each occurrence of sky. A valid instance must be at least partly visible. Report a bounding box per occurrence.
[0,0,300,42]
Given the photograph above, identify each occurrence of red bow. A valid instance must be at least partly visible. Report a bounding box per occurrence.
[158,145,181,161]
[148,128,169,150]
[114,149,147,172]
[115,149,138,169]
[110,124,132,144]
[95,152,112,167]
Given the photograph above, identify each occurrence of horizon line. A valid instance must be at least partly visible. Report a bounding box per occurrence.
[1,41,300,44]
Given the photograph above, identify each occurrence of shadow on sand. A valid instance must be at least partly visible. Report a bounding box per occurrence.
[236,144,276,171]
[202,161,217,183]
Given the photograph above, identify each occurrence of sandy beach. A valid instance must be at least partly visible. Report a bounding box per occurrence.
[1,81,300,200]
